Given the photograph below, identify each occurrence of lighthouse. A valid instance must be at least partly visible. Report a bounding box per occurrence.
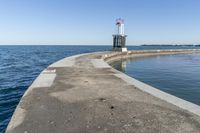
[113,18,127,52]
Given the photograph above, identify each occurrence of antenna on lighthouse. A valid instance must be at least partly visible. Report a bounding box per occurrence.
[112,18,127,52]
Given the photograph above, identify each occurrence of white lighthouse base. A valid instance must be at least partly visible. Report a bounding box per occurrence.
[113,47,127,52]
[121,47,127,52]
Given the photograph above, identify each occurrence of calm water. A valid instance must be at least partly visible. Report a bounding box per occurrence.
[0,45,200,132]
[112,53,200,106]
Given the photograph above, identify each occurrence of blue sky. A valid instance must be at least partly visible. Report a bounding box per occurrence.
[0,0,200,45]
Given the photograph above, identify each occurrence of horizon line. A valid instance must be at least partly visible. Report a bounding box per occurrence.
[0,44,200,46]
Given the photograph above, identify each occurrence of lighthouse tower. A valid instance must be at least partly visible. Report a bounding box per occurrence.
[113,18,127,52]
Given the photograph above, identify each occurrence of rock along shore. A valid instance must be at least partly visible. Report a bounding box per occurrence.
[6,49,200,133]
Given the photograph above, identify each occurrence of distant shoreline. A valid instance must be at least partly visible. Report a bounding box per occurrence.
[0,44,200,46]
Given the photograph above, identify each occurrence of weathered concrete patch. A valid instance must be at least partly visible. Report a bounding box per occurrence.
[6,107,26,132]
[50,87,98,103]
[49,53,90,68]
[49,57,75,67]
[43,69,56,73]
[91,59,111,68]
[31,72,56,88]
[115,73,200,117]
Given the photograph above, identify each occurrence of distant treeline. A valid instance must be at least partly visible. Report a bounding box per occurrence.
[141,44,200,47]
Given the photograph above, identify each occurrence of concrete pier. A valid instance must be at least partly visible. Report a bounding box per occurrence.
[6,49,200,133]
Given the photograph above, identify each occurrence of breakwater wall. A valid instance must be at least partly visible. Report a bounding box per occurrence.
[6,49,200,133]
[104,49,200,63]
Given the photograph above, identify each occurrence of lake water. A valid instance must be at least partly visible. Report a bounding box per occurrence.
[0,45,200,132]
[111,53,200,106]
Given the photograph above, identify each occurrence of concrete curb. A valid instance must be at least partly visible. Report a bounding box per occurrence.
[103,50,200,117]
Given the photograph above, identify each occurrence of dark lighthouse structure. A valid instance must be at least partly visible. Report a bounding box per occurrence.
[113,18,127,52]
